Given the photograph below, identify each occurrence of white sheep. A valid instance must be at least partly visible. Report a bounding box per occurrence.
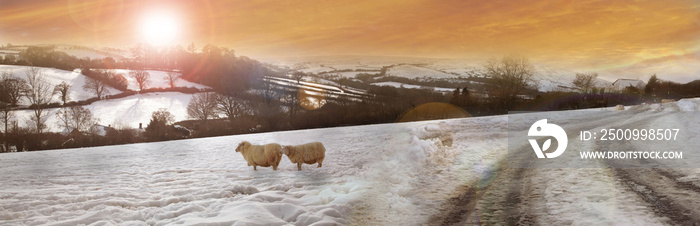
[281,142,326,171]
[235,141,283,170]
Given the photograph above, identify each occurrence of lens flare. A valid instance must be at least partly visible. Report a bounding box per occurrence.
[298,88,326,110]
[397,102,471,123]
[141,10,179,46]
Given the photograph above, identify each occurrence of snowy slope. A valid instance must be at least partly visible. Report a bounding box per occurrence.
[0,115,509,225]
[14,92,194,131]
[58,49,112,60]
[54,45,128,60]
[3,98,700,224]
[264,56,614,92]
[386,65,456,79]
[0,65,122,104]
[0,65,211,131]
[535,64,612,92]
[371,81,454,92]
[322,71,378,78]
[111,69,210,90]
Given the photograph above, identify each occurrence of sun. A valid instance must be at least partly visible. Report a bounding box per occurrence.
[140,10,179,46]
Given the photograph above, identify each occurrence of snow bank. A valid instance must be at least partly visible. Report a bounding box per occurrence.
[676,98,698,111]
[625,98,700,112]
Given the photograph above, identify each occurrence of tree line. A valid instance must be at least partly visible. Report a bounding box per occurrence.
[2,45,700,151]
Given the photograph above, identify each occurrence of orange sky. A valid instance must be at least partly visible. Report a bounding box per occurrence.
[1,0,699,80]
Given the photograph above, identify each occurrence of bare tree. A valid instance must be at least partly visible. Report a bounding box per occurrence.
[260,76,281,106]
[130,70,150,91]
[572,72,598,93]
[216,93,244,122]
[0,103,14,152]
[187,92,218,124]
[292,71,307,84]
[483,55,536,112]
[165,72,179,88]
[24,67,53,134]
[283,88,302,128]
[1,70,27,106]
[56,106,95,133]
[54,81,71,104]
[83,76,109,99]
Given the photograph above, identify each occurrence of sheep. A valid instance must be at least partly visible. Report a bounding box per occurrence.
[281,142,326,171]
[235,141,283,170]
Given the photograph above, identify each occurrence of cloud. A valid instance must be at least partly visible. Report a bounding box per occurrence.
[1,0,699,81]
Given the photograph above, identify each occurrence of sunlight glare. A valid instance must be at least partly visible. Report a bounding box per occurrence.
[141,10,179,46]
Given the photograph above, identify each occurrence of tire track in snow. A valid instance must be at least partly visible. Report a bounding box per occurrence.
[611,167,700,225]
[600,112,700,225]
[429,144,536,226]
[430,110,650,225]
[525,111,671,225]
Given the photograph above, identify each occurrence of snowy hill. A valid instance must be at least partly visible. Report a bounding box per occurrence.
[111,69,209,90]
[14,92,194,131]
[0,65,122,104]
[53,45,130,60]
[0,65,210,131]
[371,81,454,92]
[58,49,113,60]
[0,114,508,225]
[263,56,613,92]
[386,64,456,79]
[534,64,612,92]
[3,98,700,224]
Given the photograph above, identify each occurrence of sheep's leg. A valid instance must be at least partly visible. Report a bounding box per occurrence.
[297,163,302,171]
[254,165,257,170]
[273,165,278,170]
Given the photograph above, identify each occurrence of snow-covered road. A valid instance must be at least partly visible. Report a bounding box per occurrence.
[432,101,700,226]
[1,99,700,225]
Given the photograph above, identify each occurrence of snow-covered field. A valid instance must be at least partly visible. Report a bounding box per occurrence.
[386,65,456,79]
[321,71,378,79]
[0,115,507,225]
[535,64,611,92]
[58,49,112,60]
[371,81,454,92]
[14,92,193,131]
[111,69,209,90]
[297,67,336,75]
[264,56,619,92]
[53,45,129,61]
[0,65,122,104]
[3,98,700,225]
[0,65,210,131]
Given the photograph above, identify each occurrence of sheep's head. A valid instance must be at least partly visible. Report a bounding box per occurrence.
[281,146,291,155]
[236,141,249,152]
